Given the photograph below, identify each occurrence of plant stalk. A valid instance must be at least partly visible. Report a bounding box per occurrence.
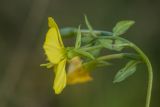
[98,35,153,107]
[130,43,153,107]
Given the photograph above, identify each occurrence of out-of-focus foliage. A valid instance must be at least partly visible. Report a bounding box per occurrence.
[0,0,159,107]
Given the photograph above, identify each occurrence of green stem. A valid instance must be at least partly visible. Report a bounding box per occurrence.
[83,53,140,68]
[99,35,153,107]
[79,45,103,51]
[96,53,138,61]
[60,28,113,37]
[113,36,153,107]
[97,53,124,60]
[116,36,153,107]
[82,53,125,69]
[130,43,153,107]
[80,29,113,36]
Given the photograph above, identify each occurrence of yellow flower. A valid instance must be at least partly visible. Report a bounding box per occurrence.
[43,17,93,94]
[43,17,67,94]
[67,56,93,85]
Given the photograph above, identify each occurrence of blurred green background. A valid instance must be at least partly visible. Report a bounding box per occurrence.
[0,0,159,107]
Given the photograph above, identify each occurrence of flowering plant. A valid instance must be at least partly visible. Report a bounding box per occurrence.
[41,16,153,107]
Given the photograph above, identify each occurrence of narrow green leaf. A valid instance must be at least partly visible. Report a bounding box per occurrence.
[40,63,53,69]
[84,15,97,37]
[74,49,95,60]
[113,20,135,36]
[97,60,112,67]
[81,35,93,43]
[99,39,128,51]
[75,26,81,49]
[113,60,139,83]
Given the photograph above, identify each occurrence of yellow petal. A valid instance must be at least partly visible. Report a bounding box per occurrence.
[43,23,64,64]
[53,59,67,94]
[48,17,63,46]
[67,57,93,85]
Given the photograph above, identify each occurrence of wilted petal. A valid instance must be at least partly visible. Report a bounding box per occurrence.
[67,68,93,85]
[67,57,93,85]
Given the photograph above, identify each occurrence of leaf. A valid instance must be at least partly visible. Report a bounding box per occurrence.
[40,62,53,68]
[99,39,127,51]
[113,20,135,36]
[75,26,81,49]
[84,15,97,37]
[89,41,102,57]
[113,60,139,83]
[74,49,95,60]
[97,60,112,67]
[81,35,93,43]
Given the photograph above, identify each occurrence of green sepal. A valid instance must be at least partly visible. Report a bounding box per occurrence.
[113,60,139,83]
[113,20,135,36]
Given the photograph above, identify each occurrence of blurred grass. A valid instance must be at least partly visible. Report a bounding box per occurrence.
[0,0,159,107]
